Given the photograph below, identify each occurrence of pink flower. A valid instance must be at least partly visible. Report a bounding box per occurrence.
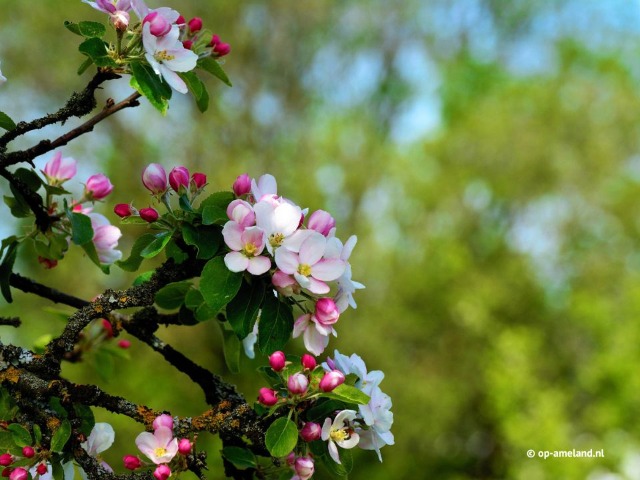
[142,163,168,194]
[301,354,316,370]
[178,438,192,455]
[319,370,345,392]
[153,414,174,431]
[85,174,114,200]
[287,372,309,395]
[254,199,303,254]
[143,11,172,36]
[294,456,315,480]
[293,313,331,356]
[153,464,171,480]
[82,0,131,15]
[135,426,179,465]
[222,225,271,275]
[314,298,340,327]
[275,232,346,294]
[308,210,335,236]
[169,166,190,193]
[251,174,277,201]
[321,410,360,464]
[43,151,77,184]
[9,467,28,480]
[226,200,255,227]
[258,387,278,406]
[300,422,322,442]
[114,203,134,218]
[123,455,141,470]
[89,213,122,264]
[268,351,286,371]
[139,207,159,223]
[232,173,251,196]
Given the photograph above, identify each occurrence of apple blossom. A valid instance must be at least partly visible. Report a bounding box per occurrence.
[213,42,231,57]
[142,22,198,94]
[114,203,134,218]
[0,455,12,467]
[123,455,141,470]
[242,320,259,359]
[268,351,286,371]
[319,370,345,392]
[287,372,309,395]
[80,423,115,478]
[89,213,123,264]
[8,468,27,480]
[301,354,316,370]
[191,172,207,189]
[135,426,179,465]
[222,225,271,275]
[169,166,189,193]
[153,464,171,480]
[308,209,336,236]
[178,438,192,455]
[226,199,256,227]
[258,387,278,406]
[82,0,131,29]
[271,269,298,296]
[139,207,159,223]
[300,422,322,442]
[233,173,251,196]
[85,173,114,200]
[188,17,202,32]
[42,151,77,184]
[142,163,168,194]
[356,386,395,461]
[35,464,48,475]
[254,199,303,254]
[293,313,332,356]
[294,457,314,480]
[131,0,180,27]
[321,410,360,464]
[251,174,277,201]
[153,414,174,431]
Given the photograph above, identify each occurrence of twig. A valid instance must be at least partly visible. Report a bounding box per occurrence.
[9,273,90,309]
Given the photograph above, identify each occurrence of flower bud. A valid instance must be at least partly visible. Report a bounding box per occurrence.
[268,351,286,371]
[319,370,345,392]
[43,151,77,184]
[213,42,231,57]
[101,318,114,338]
[300,422,322,442]
[153,464,171,480]
[36,464,48,475]
[85,174,114,200]
[38,256,58,269]
[287,372,309,395]
[142,163,168,194]
[191,172,207,189]
[1,469,9,478]
[188,17,203,32]
[308,210,336,236]
[152,414,173,431]
[258,387,278,406]
[143,11,172,36]
[111,10,130,31]
[232,173,252,196]
[285,452,296,466]
[176,15,185,25]
[294,456,315,480]
[0,455,12,467]
[114,203,134,218]
[182,40,193,50]
[178,438,192,455]
[226,199,255,227]
[118,339,131,349]
[139,207,159,223]
[169,166,190,194]
[123,455,141,470]
[301,354,316,370]
[209,34,220,47]
[314,298,339,326]
[9,468,27,480]
[20,447,34,459]
[272,270,297,297]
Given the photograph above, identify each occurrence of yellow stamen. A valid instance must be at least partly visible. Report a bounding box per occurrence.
[244,242,258,257]
[154,447,167,457]
[298,263,312,277]
[330,429,348,442]
[154,51,175,63]
[269,233,285,248]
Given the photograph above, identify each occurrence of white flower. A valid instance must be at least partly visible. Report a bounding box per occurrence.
[242,319,259,359]
[79,423,115,479]
[135,426,179,465]
[321,410,360,464]
[356,386,395,461]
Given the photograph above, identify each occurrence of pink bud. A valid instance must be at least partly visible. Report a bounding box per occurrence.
[111,10,130,31]
[226,199,255,227]
[178,438,192,455]
[101,318,114,338]
[319,370,345,392]
[169,166,190,194]
[9,468,27,480]
[153,414,173,431]
[232,173,252,196]
[139,207,159,223]
[36,464,48,475]
[308,210,336,236]
[118,339,131,349]
[294,456,315,480]
[286,452,296,466]
[300,422,322,442]
[314,298,339,326]
[176,15,185,25]
[268,351,286,371]
[153,464,171,480]
[1,470,9,479]
[258,387,278,406]
[123,455,141,470]
[0,455,12,467]
[182,40,193,50]
[287,372,309,395]
[20,447,34,459]
[191,172,207,189]
[188,17,203,32]
[43,151,77,183]
[213,42,231,57]
[272,270,297,296]
[114,203,134,218]
[142,163,168,194]
[301,354,316,370]
[85,174,114,200]
[143,11,172,36]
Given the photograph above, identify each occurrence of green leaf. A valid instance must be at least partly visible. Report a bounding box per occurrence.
[155,281,192,310]
[199,191,234,225]
[199,256,242,313]
[322,446,353,477]
[179,71,210,112]
[130,61,172,115]
[182,223,221,259]
[220,323,241,373]
[64,20,106,38]
[140,231,172,259]
[165,239,189,264]
[0,111,16,131]
[74,405,95,437]
[0,240,18,302]
[258,294,294,354]
[81,241,110,273]
[257,365,283,388]
[50,419,72,453]
[227,279,265,339]
[133,271,154,286]
[116,233,156,271]
[8,424,32,447]
[305,399,348,423]
[265,417,298,458]
[78,37,116,67]
[33,424,42,445]
[3,195,31,218]
[322,384,371,406]
[14,167,43,192]
[0,388,18,421]
[66,211,94,245]
[221,446,256,470]
[197,56,232,86]
[77,56,94,75]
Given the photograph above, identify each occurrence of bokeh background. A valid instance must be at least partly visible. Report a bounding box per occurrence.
[2,0,640,478]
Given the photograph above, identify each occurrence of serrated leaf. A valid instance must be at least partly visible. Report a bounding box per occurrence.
[227,279,265,339]
[155,281,192,310]
[78,37,116,67]
[258,294,293,354]
[140,231,172,259]
[8,424,32,447]
[64,20,106,38]
[221,446,256,469]
[200,256,242,313]
[182,223,220,259]
[265,417,298,458]
[0,111,16,131]
[130,61,172,115]
[66,211,93,246]
[179,71,210,112]
[197,56,232,86]
[116,233,156,271]
[50,419,71,453]
[322,383,371,406]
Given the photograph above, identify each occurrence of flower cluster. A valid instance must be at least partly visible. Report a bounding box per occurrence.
[223,174,365,356]
[36,151,121,268]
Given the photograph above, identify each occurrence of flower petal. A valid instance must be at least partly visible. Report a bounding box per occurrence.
[311,258,346,282]
[224,251,249,272]
[247,255,271,275]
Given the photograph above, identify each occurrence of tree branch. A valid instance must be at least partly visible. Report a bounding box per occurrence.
[9,272,90,309]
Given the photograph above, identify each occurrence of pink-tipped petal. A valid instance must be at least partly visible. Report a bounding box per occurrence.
[224,252,249,272]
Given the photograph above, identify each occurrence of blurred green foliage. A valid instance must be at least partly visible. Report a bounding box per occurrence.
[2,0,640,478]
